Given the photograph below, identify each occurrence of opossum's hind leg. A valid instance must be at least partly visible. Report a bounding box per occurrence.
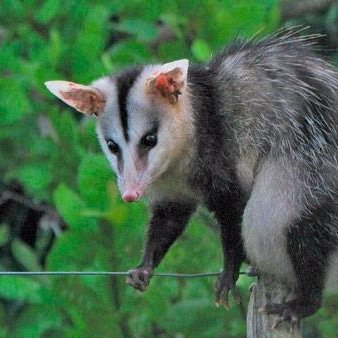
[214,201,245,308]
[215,239,244,308]
[263,204,338,323]
[242,159,301,288]
[207,186,245,308]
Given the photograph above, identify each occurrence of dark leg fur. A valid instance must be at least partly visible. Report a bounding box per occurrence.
[126,201,196,291]
[215,220,244,307]
[207,189,245,307]
[264,204,338,323]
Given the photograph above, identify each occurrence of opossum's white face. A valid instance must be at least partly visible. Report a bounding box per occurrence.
[45,60,193,202]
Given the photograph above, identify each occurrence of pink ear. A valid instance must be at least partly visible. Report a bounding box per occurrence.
[155,69,183,97]
[147,59,189,104]
[44,81,106,116]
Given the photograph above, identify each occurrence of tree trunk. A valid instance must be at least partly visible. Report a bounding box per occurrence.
[247,275,302,338]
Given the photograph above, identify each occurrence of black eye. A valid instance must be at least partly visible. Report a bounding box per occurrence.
[141,133,157,148]
[107,140,120,155]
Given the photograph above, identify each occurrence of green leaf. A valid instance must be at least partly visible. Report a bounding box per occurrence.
[53,184,92,230]
[0,78,31,125]
[11,239,42,272]
[77,153,113,210]
[116,19,158,42]
[47,231,90,270]
[161,298,224,336]
[191,39,212,61]
[0,277,42,303]
[51,110,80,149]
[47,29,62,67]
[0,43,21,73]
[11,305,64,338]
[14,163,53,198]
[108,41,152,67]
[0,224,10,247]
[35,0,61,24]
[79,118,100,152]
[71,5,109,81]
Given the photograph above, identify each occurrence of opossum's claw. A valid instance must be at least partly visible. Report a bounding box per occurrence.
[215,270,241,309]
[262,298,320,329]
[126,267,153,292]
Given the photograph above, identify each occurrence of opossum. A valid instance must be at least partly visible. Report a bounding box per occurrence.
[45,27,338,323]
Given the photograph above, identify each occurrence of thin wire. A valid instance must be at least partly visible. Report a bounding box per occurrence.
[0,271,252,278]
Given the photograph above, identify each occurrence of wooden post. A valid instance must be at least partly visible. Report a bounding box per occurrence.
[247,275,302,338]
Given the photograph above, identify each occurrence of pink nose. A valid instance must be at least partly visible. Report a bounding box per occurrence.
[122,190,140,203]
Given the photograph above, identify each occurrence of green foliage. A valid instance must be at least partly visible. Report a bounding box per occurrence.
[11,239,42,272]
[0,224,10,247]
[9,0,338,337]
[0,277,42,303]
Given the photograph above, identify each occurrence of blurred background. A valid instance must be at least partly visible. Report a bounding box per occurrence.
[1,0,338,337]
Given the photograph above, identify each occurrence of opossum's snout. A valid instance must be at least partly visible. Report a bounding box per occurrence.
[123,190,141,203]
[121,179,147,203]
[118,155,151,203]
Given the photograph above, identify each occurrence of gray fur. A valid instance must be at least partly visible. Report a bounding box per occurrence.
[94,27,338,318]
[210,28,338,287]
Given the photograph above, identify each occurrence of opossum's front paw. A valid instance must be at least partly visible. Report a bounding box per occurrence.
[215,270,241,308]
[261,298,321,329]
[126,267,153,292]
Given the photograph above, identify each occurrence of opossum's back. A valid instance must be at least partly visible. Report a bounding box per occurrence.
[212,32,338,164]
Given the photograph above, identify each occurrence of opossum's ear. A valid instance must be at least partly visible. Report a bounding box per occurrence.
[44,81,106,116]
[146,59,189,104]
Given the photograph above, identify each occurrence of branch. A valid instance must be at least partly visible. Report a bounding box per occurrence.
[247,275,302,338]
[0,190,62,236]
[0,190,56,215]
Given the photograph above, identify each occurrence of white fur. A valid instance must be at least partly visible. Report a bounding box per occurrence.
[95,63,195,202]
[95,77,144,197]
[126,65,195,200]
[147,149,201,205]
[242,159,304,286]
[236,155,255,196]
[94,77,123,175]
[325,251,338,291]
